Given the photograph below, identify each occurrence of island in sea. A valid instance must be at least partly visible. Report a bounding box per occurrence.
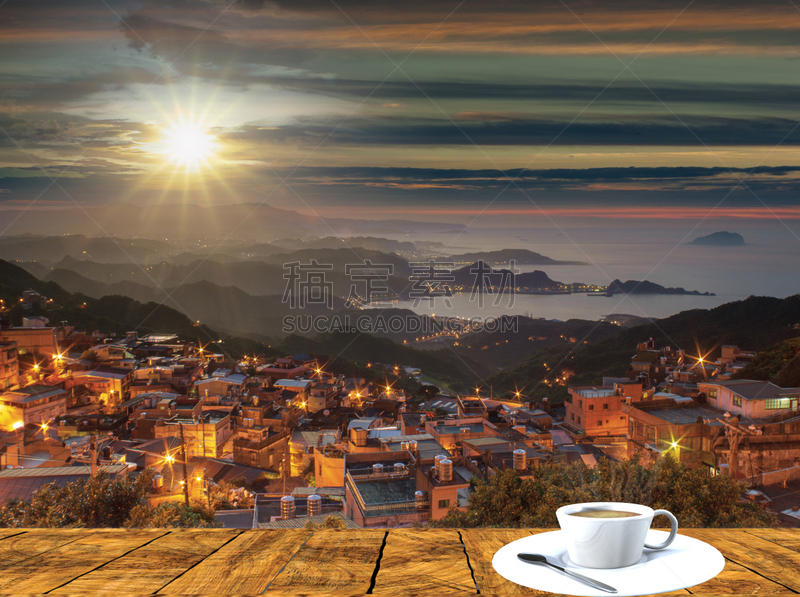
[688,231,746,246]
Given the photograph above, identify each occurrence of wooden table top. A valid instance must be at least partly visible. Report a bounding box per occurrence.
[0,527,797,596]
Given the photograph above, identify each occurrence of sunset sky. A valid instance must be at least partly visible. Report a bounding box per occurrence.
[2,0,800,225]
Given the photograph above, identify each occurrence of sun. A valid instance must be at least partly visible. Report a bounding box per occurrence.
[163,119,217,170]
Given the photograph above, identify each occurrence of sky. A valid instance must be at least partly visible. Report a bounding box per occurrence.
[1,0,800,230]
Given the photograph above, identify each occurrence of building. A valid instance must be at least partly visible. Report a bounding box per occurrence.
[624,397,721,470]
[624,395,800,479]
[343,443,473,527]
[625,340,684,386]
[424,417,488,451]
[0,341,19,391]
[0,326,59,358]
[257,356,311,383]
[306,382,338,414]
[135,411,234,459]
[68,367,132,407]
[344,452,427,527]
[698,380,800,419]
[233,429,291,470]
[194,373,247,399]
[456,395,488,419]
[565,382,646,438]
[0,385,68,430]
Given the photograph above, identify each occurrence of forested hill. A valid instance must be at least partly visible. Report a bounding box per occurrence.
[487,295,800,401]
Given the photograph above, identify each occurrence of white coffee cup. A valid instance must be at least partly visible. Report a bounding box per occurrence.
[556,501,678,569]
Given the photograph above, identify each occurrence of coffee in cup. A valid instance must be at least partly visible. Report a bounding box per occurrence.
[570,509,639,518]
[556,502,678,569]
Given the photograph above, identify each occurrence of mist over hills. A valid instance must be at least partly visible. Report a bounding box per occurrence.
[486,294,800,401]
[448,248,586,265]
[3,256,796,396]
[0,203,466,239]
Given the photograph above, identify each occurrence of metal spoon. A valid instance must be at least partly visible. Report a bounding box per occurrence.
[518,553,618,594]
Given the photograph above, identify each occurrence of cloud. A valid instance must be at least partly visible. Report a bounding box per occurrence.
[226,115,800,147]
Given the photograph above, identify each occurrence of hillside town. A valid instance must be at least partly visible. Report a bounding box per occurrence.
[2,293,800,529]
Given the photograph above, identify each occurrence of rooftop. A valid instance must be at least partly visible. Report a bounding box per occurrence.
[0,385,66,404]
[633,401,759,426]
[703,380,800,401]
[354,476,418,507]
[257,511,359,529]
[571,386,615,398]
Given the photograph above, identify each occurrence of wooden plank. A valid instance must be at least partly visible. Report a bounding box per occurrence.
[0,530,166,593]
[158,529,312,594]
[460,528,546,595]
[687,557,791,594]
[0,529,27,540]
[681,529,800,592]
[50,529,241,594]
[371,529,476,594]
[461,529,690,596]
[266,529,385,594]
[0,530,87,571]
[746,528,800,552]
[0,594,794,597]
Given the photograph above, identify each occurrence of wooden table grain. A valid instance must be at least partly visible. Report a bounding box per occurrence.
[0,528,797,596]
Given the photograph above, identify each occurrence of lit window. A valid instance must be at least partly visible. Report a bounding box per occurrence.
[709,389,717,399]
[438,499,450,509]
[766,398,792,410]
[733,396,742,407]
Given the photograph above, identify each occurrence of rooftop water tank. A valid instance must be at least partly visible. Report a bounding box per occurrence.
[513,448,527,471]
[307,494,321,516]
[440,458,453,482]
[280,495,296,519]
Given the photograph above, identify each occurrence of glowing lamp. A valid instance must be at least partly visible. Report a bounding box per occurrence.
[12,421,24,430]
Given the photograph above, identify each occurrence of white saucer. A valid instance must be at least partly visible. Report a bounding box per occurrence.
[492,530,724,597]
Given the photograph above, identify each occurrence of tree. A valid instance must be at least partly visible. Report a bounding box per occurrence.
[0,469,221,529]
[0,470,156,528]
[79,349,98,362]
[418,385,440,401]
[207,480,254,510]
[431,455,775,529]
[303,515,347,529]
[126,501,219,528]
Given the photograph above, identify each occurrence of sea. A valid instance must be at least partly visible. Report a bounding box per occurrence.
[374,222,799,322]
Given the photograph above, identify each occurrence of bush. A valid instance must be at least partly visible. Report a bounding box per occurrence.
[125,501,220,528]
[431,455,775,528]
[0,470,156,528]
[303,514,347,529]
[0,469,220,529]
